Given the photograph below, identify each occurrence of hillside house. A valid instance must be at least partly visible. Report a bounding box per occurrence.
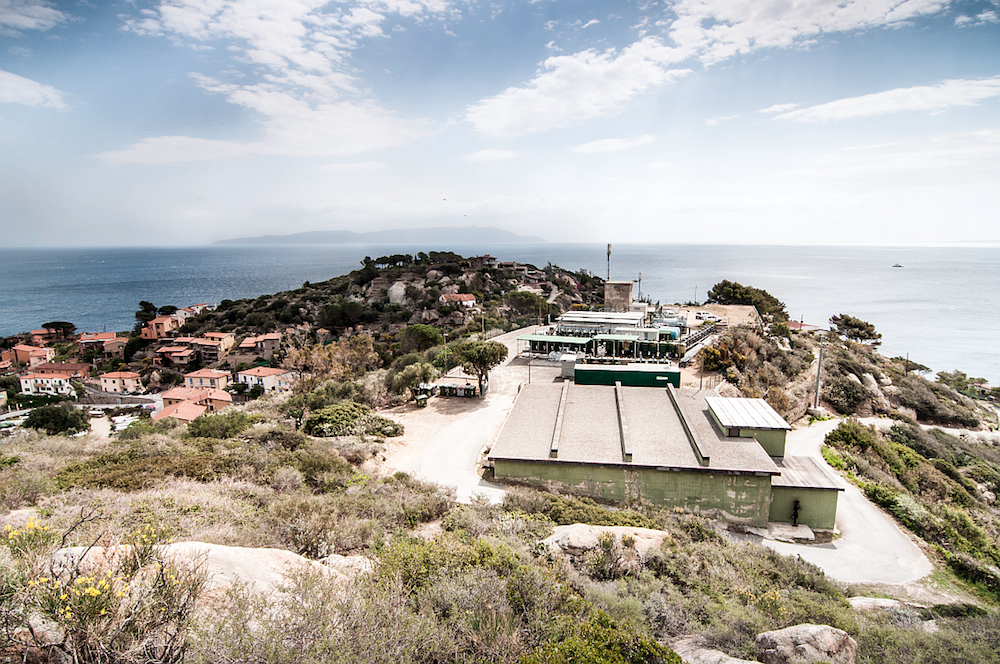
[33,362,90,379]
[229,332,282,366]
[99,371,142,393]
[184,369,230,390]
[439,293,477,308]
[237,367,294,394]
[19,373,75,397]
[102,338,127,359]
[140,315,182,340]
[154,386,231,422]
[3,344,56,368]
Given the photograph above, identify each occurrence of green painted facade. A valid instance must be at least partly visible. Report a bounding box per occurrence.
[706,408,786,457]
[494,459,773,526]
[575,366,681,388]
[769,486,840,530]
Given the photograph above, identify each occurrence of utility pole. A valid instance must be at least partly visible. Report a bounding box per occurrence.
[444,333,449,376]
[813,339,825,408]
[638,272,642,301]
[607,244,611,281]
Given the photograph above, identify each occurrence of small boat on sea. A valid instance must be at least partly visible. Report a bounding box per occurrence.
[892,263,903,268]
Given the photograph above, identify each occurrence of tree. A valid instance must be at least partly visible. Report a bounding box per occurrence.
[23,403,90,435]
[386,362,438,396]
[397,324,443,353]
[135,301,158,324]
[459,340,508,395]
[40,321,76,338]
[706,280,788,321]
[829,314,882,345]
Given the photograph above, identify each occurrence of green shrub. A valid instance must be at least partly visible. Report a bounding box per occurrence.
[187,410,262,439]
[23,403,90,435]
[523,611,681,664]
[303,402,402,438]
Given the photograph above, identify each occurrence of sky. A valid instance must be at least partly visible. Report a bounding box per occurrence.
[1,0,999,246]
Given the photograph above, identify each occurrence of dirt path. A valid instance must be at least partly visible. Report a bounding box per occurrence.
[383,326,562,503]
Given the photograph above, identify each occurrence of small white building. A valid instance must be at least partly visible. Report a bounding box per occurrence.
[237,367,294,393]
[99,371,143,393]
[19,373,75,397]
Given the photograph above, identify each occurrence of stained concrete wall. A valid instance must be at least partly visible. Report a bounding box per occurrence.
[494,460,772,526]
[769,486,840,531]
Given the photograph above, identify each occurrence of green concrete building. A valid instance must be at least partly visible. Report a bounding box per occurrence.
[489,384,843,530]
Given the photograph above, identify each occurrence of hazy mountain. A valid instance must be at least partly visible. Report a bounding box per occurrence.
[214,226,545,246]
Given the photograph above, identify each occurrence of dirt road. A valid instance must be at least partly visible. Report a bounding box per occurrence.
[383,326,562,503]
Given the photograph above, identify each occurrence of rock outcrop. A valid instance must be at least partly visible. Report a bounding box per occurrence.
[542,523,671,559]
[755,624,857,664]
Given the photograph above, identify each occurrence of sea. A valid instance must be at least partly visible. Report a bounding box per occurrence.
[1,244,997,385]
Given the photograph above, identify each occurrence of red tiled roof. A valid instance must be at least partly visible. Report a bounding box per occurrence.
[153,401,207,423]
[238,367,290,377]
[184,369,229,379]
[101,371,141,379]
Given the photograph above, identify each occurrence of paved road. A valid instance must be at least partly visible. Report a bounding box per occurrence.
[761,418,934,584]
[384,325,561,504]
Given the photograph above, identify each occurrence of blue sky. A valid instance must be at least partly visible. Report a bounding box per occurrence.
[1,0,998,246]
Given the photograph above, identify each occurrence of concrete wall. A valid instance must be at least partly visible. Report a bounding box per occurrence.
[706,408,786,457]
[742,429,786,458]
[769,486,840,531]
[494,460,773,526]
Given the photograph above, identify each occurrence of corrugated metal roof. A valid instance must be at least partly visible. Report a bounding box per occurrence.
[705,396,790,431]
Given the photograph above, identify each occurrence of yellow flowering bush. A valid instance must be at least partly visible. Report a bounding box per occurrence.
[1,517,204,664]
[3,517,58,558]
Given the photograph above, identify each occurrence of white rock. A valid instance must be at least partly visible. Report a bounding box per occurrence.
[756,624,857,664]
[542,524,670,559]
[672,637,754,664]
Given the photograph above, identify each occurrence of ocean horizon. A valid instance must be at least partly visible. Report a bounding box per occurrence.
[2,243,998,385]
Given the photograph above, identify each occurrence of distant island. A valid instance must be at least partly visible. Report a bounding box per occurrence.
[214,225,546,246]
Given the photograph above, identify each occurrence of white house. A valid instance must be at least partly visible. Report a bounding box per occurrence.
[19,373,75,397]
[237,367,294,393]
[99,371,143,393]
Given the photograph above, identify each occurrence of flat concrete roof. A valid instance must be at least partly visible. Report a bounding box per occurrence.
[705,396,791,431]
[770,456,845,491]
[490,384,779,475]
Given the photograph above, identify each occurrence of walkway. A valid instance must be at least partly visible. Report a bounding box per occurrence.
[761,418,933,584]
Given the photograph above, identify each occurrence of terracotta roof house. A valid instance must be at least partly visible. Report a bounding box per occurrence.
[184,369,230,390]
[33,362,90,379]
[19,373,75,397]
[102,338,127,358]
[99,371,142,394]
[439,293,477,308]
[229,332,282,366]
[4,344,56,368]
[140,315,182,340]
[237,367,295,394]
[79,332,117,347]
[155,386,232,422]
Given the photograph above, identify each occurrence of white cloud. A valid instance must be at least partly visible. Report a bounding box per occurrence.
[581,19,600,29]
[318,161,388,171]
[572,135,655,153]
[112,0,452,163]
[646,161,676,169]
[0,0,66,33]
[956,9,999,25]
[666,0,949,64]
[98,136,253,164]
[775,76,1000,121]
[705,114,736,125]
[463,149,518,162]
[813,130,1000,175]
[759,103,798,114]
[465,37,690,136]
[0,69,65,107]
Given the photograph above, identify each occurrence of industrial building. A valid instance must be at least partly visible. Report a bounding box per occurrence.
[489,383,843,530]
